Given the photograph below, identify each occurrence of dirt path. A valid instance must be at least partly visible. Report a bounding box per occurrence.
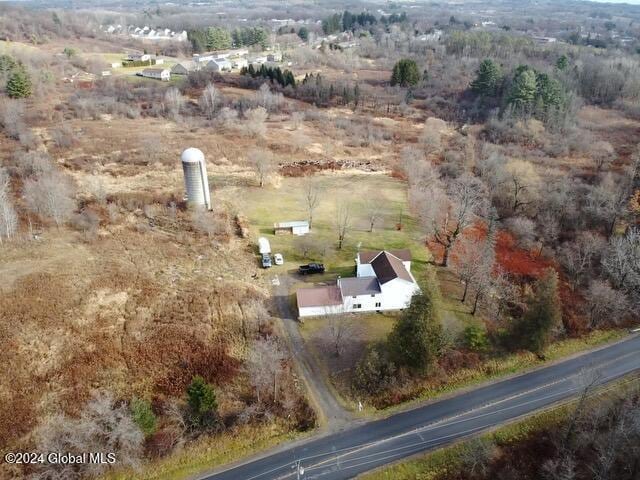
[271,270,353,429]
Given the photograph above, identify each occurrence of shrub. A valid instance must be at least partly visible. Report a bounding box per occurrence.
[463,324,489,351]
[353,343,397,395]
[130,398,157,437]
[186,375,219,431]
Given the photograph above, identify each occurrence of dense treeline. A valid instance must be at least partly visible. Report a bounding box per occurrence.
[322,10,407,35]
[241,64,296,88]
[188,26,268,53]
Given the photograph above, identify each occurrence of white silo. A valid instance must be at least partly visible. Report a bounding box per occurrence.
[181,147,211,210]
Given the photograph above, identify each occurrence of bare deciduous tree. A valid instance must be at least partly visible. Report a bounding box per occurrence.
[413,173,486,266]
[31,392,143,480]
[0,167,18,243]
[303,179,321,229]
[290,111,304,130]
[255,83,283,112]
[366,197,385,232]
[328,316,355,357]
[246,336,286,404]
[23,169,76,228]
[248,148,274,188]
[559,232,606,289]
[335,201,352,250]
[503,159,540,213]
[245,106,268,137]
[164,87,184,119]
[0,98,26,139]
[199,82,220,120]
[584,280,629,328]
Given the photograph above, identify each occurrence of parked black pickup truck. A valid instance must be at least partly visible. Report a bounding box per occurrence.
[298,263,325,275]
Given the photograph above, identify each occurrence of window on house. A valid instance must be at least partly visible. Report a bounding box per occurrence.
[375,302,381,308]
[371,294,375,297]
[352,295,357,299]
[353,304,362,309]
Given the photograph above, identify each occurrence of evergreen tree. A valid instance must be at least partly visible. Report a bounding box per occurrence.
[535,73,565,112]
[508,66,538,112]
[6,68,32,99]
[186,375,218,430]
[130,398,157,437]
[512,269,562,355]
[556,54,569,71]
[388,289,443,373]
[188,29,208,53]
[470,59,502,97]
[390,59,420,87]
[297,26,309,41]
[206,27,232,51]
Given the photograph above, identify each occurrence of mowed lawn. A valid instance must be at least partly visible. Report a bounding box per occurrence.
[230,172,432,280]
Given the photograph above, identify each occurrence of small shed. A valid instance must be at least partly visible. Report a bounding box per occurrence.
[274,221,309,236]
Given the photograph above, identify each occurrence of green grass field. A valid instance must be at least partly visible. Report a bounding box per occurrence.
[230,173,432,280]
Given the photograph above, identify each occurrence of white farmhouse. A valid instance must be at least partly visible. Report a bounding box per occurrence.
[296,250,421,318]
[140,68,170,81]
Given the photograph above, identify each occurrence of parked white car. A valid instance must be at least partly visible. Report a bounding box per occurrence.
[274,253,284,265]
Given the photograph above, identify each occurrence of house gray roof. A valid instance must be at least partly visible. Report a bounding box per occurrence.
[358,249,412,264]
[339,277,381,297]
[296,285,342,308]
[275,221,309,229]
[371,251,413,285]
[142,68,168,74]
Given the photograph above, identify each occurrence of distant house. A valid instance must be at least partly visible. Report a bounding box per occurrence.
[248,55,268,65]
[140,68,170,81]
[206,58,232,72]
[296,249,421,318]
[193,53,218,64]
[231,57,248,70]
[128,53,151,62]
[111,62,122,69]
[267,51,283,62]
[274,221,309,236]
[531,36,557,44]
[171,61,198,75]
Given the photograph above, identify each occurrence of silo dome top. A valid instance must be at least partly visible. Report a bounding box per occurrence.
[181,147,205,163]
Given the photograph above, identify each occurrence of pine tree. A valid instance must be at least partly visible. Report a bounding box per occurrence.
[556,55,569,71]
[388,289,443,373]
[535,73,564,111]
[6,68,32,99]
[508,66,538,112]
[390,59,420,87]
[512,269,562,355]
[186,375,218,430]
[470,59,502,97]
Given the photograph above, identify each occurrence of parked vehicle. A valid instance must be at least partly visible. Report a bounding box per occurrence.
[258,237,271,255]
[298,263,325,275]
[274,253,284,265]
[261,253,272,268]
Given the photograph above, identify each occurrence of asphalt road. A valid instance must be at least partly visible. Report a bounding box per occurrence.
[200,335,640,480]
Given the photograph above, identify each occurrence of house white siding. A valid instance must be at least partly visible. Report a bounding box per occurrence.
[378,278,419,310]
[342,292,383,313]
[296,250,421,318]
[299,304,343,318]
